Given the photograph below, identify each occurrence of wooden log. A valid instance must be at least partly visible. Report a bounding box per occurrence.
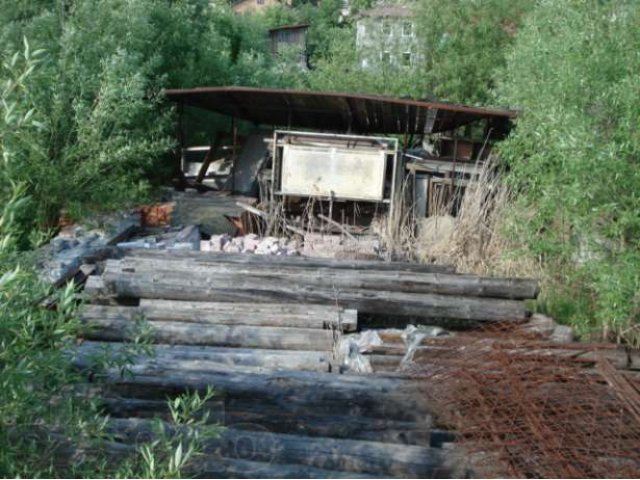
[84,275,107,297]
[195,135,222,184]
[106,419,454,478]
[117,247,456,274]
[85,365,426,421]
[52,428,380,479]
[98,396,432,446]
[72,341,334,372]
[196,456,381,479]
[102,271,529,323]
[109,257,539,299]
[80,301,357,332]
[79,318,334,351]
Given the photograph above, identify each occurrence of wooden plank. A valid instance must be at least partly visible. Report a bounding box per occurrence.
[195,135,222,184]
[83,363,424,418]
[196,457,380,479]
[102,271,529,323]
[79,318,334,351]
[80,301,357,332]
[83,275,107,297]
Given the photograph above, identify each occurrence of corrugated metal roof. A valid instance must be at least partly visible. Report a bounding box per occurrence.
[164,86,516,135]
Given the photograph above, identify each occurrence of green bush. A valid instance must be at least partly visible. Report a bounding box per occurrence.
[414,0,535,104]
[0,0,276,237]
[0,33,221,478]
[496,0,640,343]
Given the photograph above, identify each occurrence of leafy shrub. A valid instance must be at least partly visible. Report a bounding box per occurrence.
[496,0,640,343]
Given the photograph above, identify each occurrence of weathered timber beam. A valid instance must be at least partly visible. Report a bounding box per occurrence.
[116,248,456,274]
[83,364,425,420]
[72,341,333,372]
[109,258,538,300]
[106,418,456,478]
[101,271,529,323]
[79,318,334,351]
[98,396,432,446]
[79,301,357,332]
[195,456,382,479]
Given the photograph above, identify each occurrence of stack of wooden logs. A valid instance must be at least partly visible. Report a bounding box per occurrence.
[73,248,540,478]
[88,249,539,324]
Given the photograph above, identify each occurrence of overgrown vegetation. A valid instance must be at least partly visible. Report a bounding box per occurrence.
[0,28,219,477]
[495,0,640,343]
[0,0,276,237]
[2,0,640,474]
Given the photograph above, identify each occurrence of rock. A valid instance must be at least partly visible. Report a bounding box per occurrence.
[524,314,557,337]
[242,236,260,253]
[550,325,574,343]
[170,225,200,250]
[223,242,242,254]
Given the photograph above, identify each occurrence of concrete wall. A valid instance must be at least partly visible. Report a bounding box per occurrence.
[356,13,424,70]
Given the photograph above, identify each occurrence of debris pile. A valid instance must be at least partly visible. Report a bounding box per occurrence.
[201,233,301,256]
[117,225,201,251]
[37,211,140,284]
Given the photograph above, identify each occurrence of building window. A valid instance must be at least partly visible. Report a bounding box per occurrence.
[402,51,412,66]
[381,51,391,64]
[257,0,264,4]
[382,20,391,35]
[402,21,413,36]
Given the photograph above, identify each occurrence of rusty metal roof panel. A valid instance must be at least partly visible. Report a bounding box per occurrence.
[164,86,516,135]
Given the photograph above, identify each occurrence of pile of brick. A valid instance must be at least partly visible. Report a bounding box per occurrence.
[201,233,301,256]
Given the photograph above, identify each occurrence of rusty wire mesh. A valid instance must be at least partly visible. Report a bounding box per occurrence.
[407,324,640,478]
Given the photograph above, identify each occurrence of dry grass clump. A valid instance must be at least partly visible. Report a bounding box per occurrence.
[372,177,418,261]
[418,160,540,277]
[377,159,540,278]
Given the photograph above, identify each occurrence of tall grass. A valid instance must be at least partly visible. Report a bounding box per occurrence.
[415,160,540,278]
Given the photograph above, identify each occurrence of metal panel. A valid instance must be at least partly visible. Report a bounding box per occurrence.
[164,86,516,135]
[280,144,387,201]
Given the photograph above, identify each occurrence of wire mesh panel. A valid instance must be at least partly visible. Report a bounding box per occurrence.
[407,325,640,478]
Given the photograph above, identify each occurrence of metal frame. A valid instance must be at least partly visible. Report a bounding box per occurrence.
[271,130,399,217]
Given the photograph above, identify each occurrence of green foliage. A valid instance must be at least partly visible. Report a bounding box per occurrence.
[0,35,221,476]
[119,388,220,479]
[414,0,534,104]
[303,24,423,97]
[0,0,277,237]
[0,179,101,476]
[496,0,640,343]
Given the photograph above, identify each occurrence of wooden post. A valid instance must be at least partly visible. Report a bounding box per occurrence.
[174,103,188,189]
[231,116,237,193]
[195,134,221,185]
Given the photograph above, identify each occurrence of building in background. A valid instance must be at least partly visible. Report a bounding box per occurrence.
[268,24,309,68]
[355,4,423,70]
[232,0,292,14]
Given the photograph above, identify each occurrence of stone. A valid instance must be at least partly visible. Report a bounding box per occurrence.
[551,325,574,343]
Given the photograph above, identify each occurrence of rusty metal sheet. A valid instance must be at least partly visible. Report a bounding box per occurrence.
[164,86,516,135]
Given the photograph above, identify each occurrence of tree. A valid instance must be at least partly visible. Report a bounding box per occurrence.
[496,0,640,343]
[414,0,534,104]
